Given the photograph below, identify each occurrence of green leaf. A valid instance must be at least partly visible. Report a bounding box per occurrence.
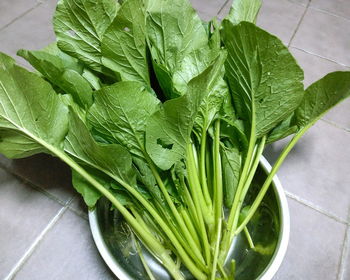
[145,53,226,170]
[0,53,68,158]
[102,0,150,84]
[18,49,93,108]
[266,114,298,143]
[222,21,304,138]
[87,81,160,158]
[172,48,217,95]
[72,169,102,207]
[195,78,229,132]
[146,0,208,98]
[40,42,84,73]
[227,0,262,25]
[221,146,241,208]
[53,0,119,72]
[65,111,136,186]
[295,72,350,128]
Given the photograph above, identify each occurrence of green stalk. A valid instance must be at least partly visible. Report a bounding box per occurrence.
[182,180,200,229]
[200,120,213,207]
[180,208,201,249]
[187,143,214,227]
[210,219,222,280]
[134,235,157,280]
[243,227,255,249]
[224,136,266,254]
[219,114,257,262]
[145,155,206,268]
[213,120,223,236]
[235,126,309,235]
[206,143,214,197]
[187,144,212,265]
[45,150,187,279]
[218,263,229,280]
[22,128,206,280]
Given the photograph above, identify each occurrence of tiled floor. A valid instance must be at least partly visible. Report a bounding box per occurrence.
[0,0,349,279]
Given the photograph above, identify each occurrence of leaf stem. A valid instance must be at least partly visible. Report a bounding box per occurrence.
[220,115,257,262]
[210,219,222,280]
[146,155,206,268]
[213,120,223,237]
[235,125,310,235]
[200,119,213,207]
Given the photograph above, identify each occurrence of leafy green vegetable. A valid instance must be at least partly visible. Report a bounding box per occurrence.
[0,0,349,279]
[53,0,119,72]
[102,0,150,84]
[87,81,160,159]
[146,53,225,170]
[226,0,262,24]
[222,20,304,138]
[0,53,68,158]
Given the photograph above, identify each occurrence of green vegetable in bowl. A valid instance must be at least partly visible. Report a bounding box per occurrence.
[0,0,349,279]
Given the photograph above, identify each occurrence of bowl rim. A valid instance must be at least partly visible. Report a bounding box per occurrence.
[88,156,290,280]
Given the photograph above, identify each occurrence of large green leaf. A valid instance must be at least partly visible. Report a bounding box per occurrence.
[87,81,160,158]
[71,168,103,207]
[172,48,217,94]
[146,0,208,98]
[295,72,350,128]
[18,49,93,108]
[65,111,136,186]
[266,114,297,143]
[222,21,304,138]
[226,0,262,25]
[53,0,119,72]
[145,53,226,170]
[221,146,241,208]
[102,0,149,84]
[0,53,68,159]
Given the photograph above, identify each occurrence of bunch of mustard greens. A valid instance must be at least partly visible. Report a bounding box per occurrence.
[0,0,349,279]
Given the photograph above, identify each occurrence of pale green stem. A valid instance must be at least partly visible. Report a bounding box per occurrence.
[213,120,223,239]
[200,120,213,207]
[235,125,311,235]
[146,155,206,268]
[243,227,255,249]
[210,219,222,280]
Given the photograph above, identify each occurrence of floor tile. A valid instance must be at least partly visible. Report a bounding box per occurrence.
[14,210,115,280]
[0,0,39,30]
[190,0,227,20]
[291,8,350,66]
[289,48,350,130]
[0,154,75,204]
[0,0,57,66]
[310,0,350,20]
[264,121,350,221]
[0,169,62,279]
[288,0,309,6]
[274,199,346,279]
[290,47,350,87]
[218,0,306,45]
[343,226,350,280]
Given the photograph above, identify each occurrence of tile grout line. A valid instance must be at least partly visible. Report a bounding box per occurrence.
[3,200,72,280]
[290,46,350,68]
[285,191,349,225]
[308,5,350,23]
[217,0,231,17]
[337,209,350,280]
[288,0,311,47]
[320,119,350,134]
[0,2,42,33]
